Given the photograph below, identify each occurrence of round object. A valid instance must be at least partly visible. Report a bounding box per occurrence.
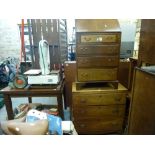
[13,75,27,89]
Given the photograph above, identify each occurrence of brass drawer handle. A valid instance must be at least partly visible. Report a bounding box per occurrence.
[115,96,121,101]
[112,109,119,114]
[80,110,85,114]
[81,73,88,77]
[80,124,86,128]
[80,47,88,51]
[111,122,117,126]
[80,99,86,103]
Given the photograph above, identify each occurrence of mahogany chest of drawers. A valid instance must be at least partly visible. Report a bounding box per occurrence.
[75,19,121,82]
[72,82,128,134]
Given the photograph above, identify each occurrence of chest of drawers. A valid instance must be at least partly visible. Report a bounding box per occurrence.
[75,19,121,82]
[72,82,128,134]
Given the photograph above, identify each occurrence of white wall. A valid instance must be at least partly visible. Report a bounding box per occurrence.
[0,19,21,62]
[118,19,137,42]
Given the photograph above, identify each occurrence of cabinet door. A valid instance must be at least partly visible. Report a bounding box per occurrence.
[128,68,155,134]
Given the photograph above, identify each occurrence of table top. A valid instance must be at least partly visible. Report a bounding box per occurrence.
[0,80,64,95]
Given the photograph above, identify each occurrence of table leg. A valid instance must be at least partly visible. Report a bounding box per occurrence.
[28,97,32,103]
[3,94,14,120]
[63,84,67,109]
[57,94,64,120]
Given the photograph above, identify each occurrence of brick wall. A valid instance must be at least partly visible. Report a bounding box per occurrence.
[0,19,21,62]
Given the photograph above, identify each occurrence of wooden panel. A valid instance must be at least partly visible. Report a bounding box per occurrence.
[31,20,38,46]
[41,19,48,40]
[64,61,76,107]
[75,19,121,32]
[77,33,121,44]
[76,45,120,56]
[31,19,67,67]
[73,105,125,119]
[80,34,118,43]
[74,119,124,134]
[73,93,126,106]
[36,19,42,42]
[77,68,118,81]
[128,68,155,134]
[77,56,118,68]
[118,61,130,88]
[138,19,155,65]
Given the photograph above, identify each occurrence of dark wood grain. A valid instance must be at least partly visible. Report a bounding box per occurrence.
[128,68,155,134]
[1,80,65,120]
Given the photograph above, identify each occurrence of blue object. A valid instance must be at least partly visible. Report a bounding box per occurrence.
[26,114,63,135]
[47,114,63,135]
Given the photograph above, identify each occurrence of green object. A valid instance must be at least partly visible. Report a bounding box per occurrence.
[0,94,4,109]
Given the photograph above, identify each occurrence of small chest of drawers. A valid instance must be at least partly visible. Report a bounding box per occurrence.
[75,19,121,82]
[72,82,128,134]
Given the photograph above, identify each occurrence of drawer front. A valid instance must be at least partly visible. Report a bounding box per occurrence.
[77,33,121,44]
[76,45,119,56]
[73,105,125,119]
[74,119,124,134]
[77,56,119,68]
[77,68,118,81]
[73,93,126,106]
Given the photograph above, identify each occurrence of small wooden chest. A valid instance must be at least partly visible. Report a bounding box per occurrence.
[75,19,121,82]
[72,82,128,134]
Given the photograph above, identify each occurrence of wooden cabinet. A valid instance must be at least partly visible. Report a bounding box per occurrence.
[128,68,155,134]
[75,19,121,82]
[138,19,155,66]
[72,82,128,134]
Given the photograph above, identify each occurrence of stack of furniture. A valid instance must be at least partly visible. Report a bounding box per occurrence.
[72,19,128,134]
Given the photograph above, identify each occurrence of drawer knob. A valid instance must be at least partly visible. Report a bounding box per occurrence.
[115,96,121,101]
[112,108,119,114]
[80,99,86,103]
[112,122,117,126]
[80,124,85,128]
[80,110,85,114]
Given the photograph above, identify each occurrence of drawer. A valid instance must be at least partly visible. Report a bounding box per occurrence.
[77,56,119,68]
[76,45,120,56]
[77,33,121,44]
[77,68,118,81]
[73,105,125,119]
[73,119,124,134]
[72,93,126,106]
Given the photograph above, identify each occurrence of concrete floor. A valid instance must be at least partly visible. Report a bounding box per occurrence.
[0,97,70,121]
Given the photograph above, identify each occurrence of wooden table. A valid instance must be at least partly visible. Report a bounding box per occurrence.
[0,81,65,120]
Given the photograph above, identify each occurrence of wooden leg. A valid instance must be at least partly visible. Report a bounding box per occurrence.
[63,85,67,109]
[57,94,64,120]
[3,94,14,120]
[28,97,32,103]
